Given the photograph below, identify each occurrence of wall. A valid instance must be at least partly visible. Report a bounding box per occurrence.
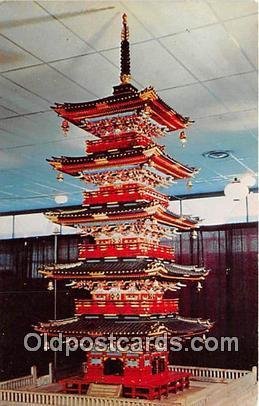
[0,222,257,380]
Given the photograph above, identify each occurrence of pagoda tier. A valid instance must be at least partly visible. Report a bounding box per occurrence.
[65,278,188,292]
[83,114,166,139]
[52,83,190,133]
[81,167,171,188]
[39,259,208,281]
[86,131,153,154]
[80,219,174,241]
[73,297,180,316]
[47,145,197,178]
[45,202,198,230]
[78,237,174,261]
[83,184,169,207]
[35,314,212,339]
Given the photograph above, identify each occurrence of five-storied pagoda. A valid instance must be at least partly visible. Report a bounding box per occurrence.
[35,14,212,400]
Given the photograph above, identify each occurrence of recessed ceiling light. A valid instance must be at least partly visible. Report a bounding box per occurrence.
[54,194,68,204]
[202,150,230,160]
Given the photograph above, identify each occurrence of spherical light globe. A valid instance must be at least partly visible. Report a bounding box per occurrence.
[240,173,256,188]
[54,194,68,204]
[224,179,249,201]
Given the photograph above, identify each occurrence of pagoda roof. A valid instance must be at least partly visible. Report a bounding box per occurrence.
[45,202,198,229]
[35,314,212,338]
[52,83,191,132]
[39,259,208,281]
[47,145,197,179]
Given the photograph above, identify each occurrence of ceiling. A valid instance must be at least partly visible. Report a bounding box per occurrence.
[0,0,257,213]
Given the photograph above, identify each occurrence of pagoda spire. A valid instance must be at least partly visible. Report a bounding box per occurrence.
[120,13,131,84]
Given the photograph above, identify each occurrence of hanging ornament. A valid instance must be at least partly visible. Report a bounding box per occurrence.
[47,281,54,291]
[56,173,64,182]
[197,281,202,292]
[61,119,70,136]
[179,131,187,147]
[191,230,198,239]
[186,179,193,189]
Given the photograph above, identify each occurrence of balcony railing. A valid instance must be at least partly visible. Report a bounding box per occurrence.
[86,133,152,154]
[83,184,168,206]
[75,298,179,316]
[79,240,174,261]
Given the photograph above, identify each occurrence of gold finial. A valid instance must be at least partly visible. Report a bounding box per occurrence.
[120,13,131,84]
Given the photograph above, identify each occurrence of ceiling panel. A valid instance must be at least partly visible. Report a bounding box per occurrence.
[0,0,257,213]
[103,40,197,90]
[159,83,228,119]
[124,0,217,37]
[161,24,254,81]
[224,14,258,68]
[0,1,93,62]
[0,75,50,114]
[2,64,94,102]
[39,0,152,51]
[0,35,40,72]
[205,72,257,112]
[208,0,258,20]
[50,53,119,98]
[0,105,18,119]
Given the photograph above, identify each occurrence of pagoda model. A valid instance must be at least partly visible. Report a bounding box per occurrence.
[35,15,213,400]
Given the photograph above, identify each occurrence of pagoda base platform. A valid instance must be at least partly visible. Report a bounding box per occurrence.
[59,371,190,400]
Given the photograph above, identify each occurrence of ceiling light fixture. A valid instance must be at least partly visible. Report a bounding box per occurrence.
[224,177,249,201]
[54,194,68,204]
[240,173,257,188]
[202,150,230,159]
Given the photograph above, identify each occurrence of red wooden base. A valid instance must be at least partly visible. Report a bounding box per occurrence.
[59,371,190,400]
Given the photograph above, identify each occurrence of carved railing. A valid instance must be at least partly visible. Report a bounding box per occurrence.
[169,365,251,381]
[0,390,164,406]
[75,298,179,315]
[83,183,168,206]
[79,239,174,260]
[0,375,34,390]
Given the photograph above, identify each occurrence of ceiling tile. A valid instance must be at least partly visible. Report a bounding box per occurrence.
[205,72,257,112]
[193,109,258,134]
[208,0,258,20]
[50,53,119,97]
[224,14,258,68]
[159,83,228,119]
[0,1,92,62]
[39,1,152,51]
[103,40,197,89]
[0,1,257,213]
[124,0,217,37]
[0,75,50,114]
[161,24,253,81]
[0,105,17,119]
[2,64,94,102]
[0,35,40,72]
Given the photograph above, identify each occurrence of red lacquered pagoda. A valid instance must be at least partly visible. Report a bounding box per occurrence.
[35,14,212,400]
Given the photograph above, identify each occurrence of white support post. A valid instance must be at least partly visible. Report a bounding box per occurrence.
[30,365,37,385]
[49,362,53,384]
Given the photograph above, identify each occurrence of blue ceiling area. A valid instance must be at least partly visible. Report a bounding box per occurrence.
[0,1,257,213]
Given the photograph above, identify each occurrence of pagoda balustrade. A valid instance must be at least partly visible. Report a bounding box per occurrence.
[86,132,152,154]
[79,238,174,260]
[83,184,169,207]
[75,297,179,316]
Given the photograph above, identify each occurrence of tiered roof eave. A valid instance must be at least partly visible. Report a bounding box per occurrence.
[39,259,209,281]
[45,202,199,230]
[52,83,192,132]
